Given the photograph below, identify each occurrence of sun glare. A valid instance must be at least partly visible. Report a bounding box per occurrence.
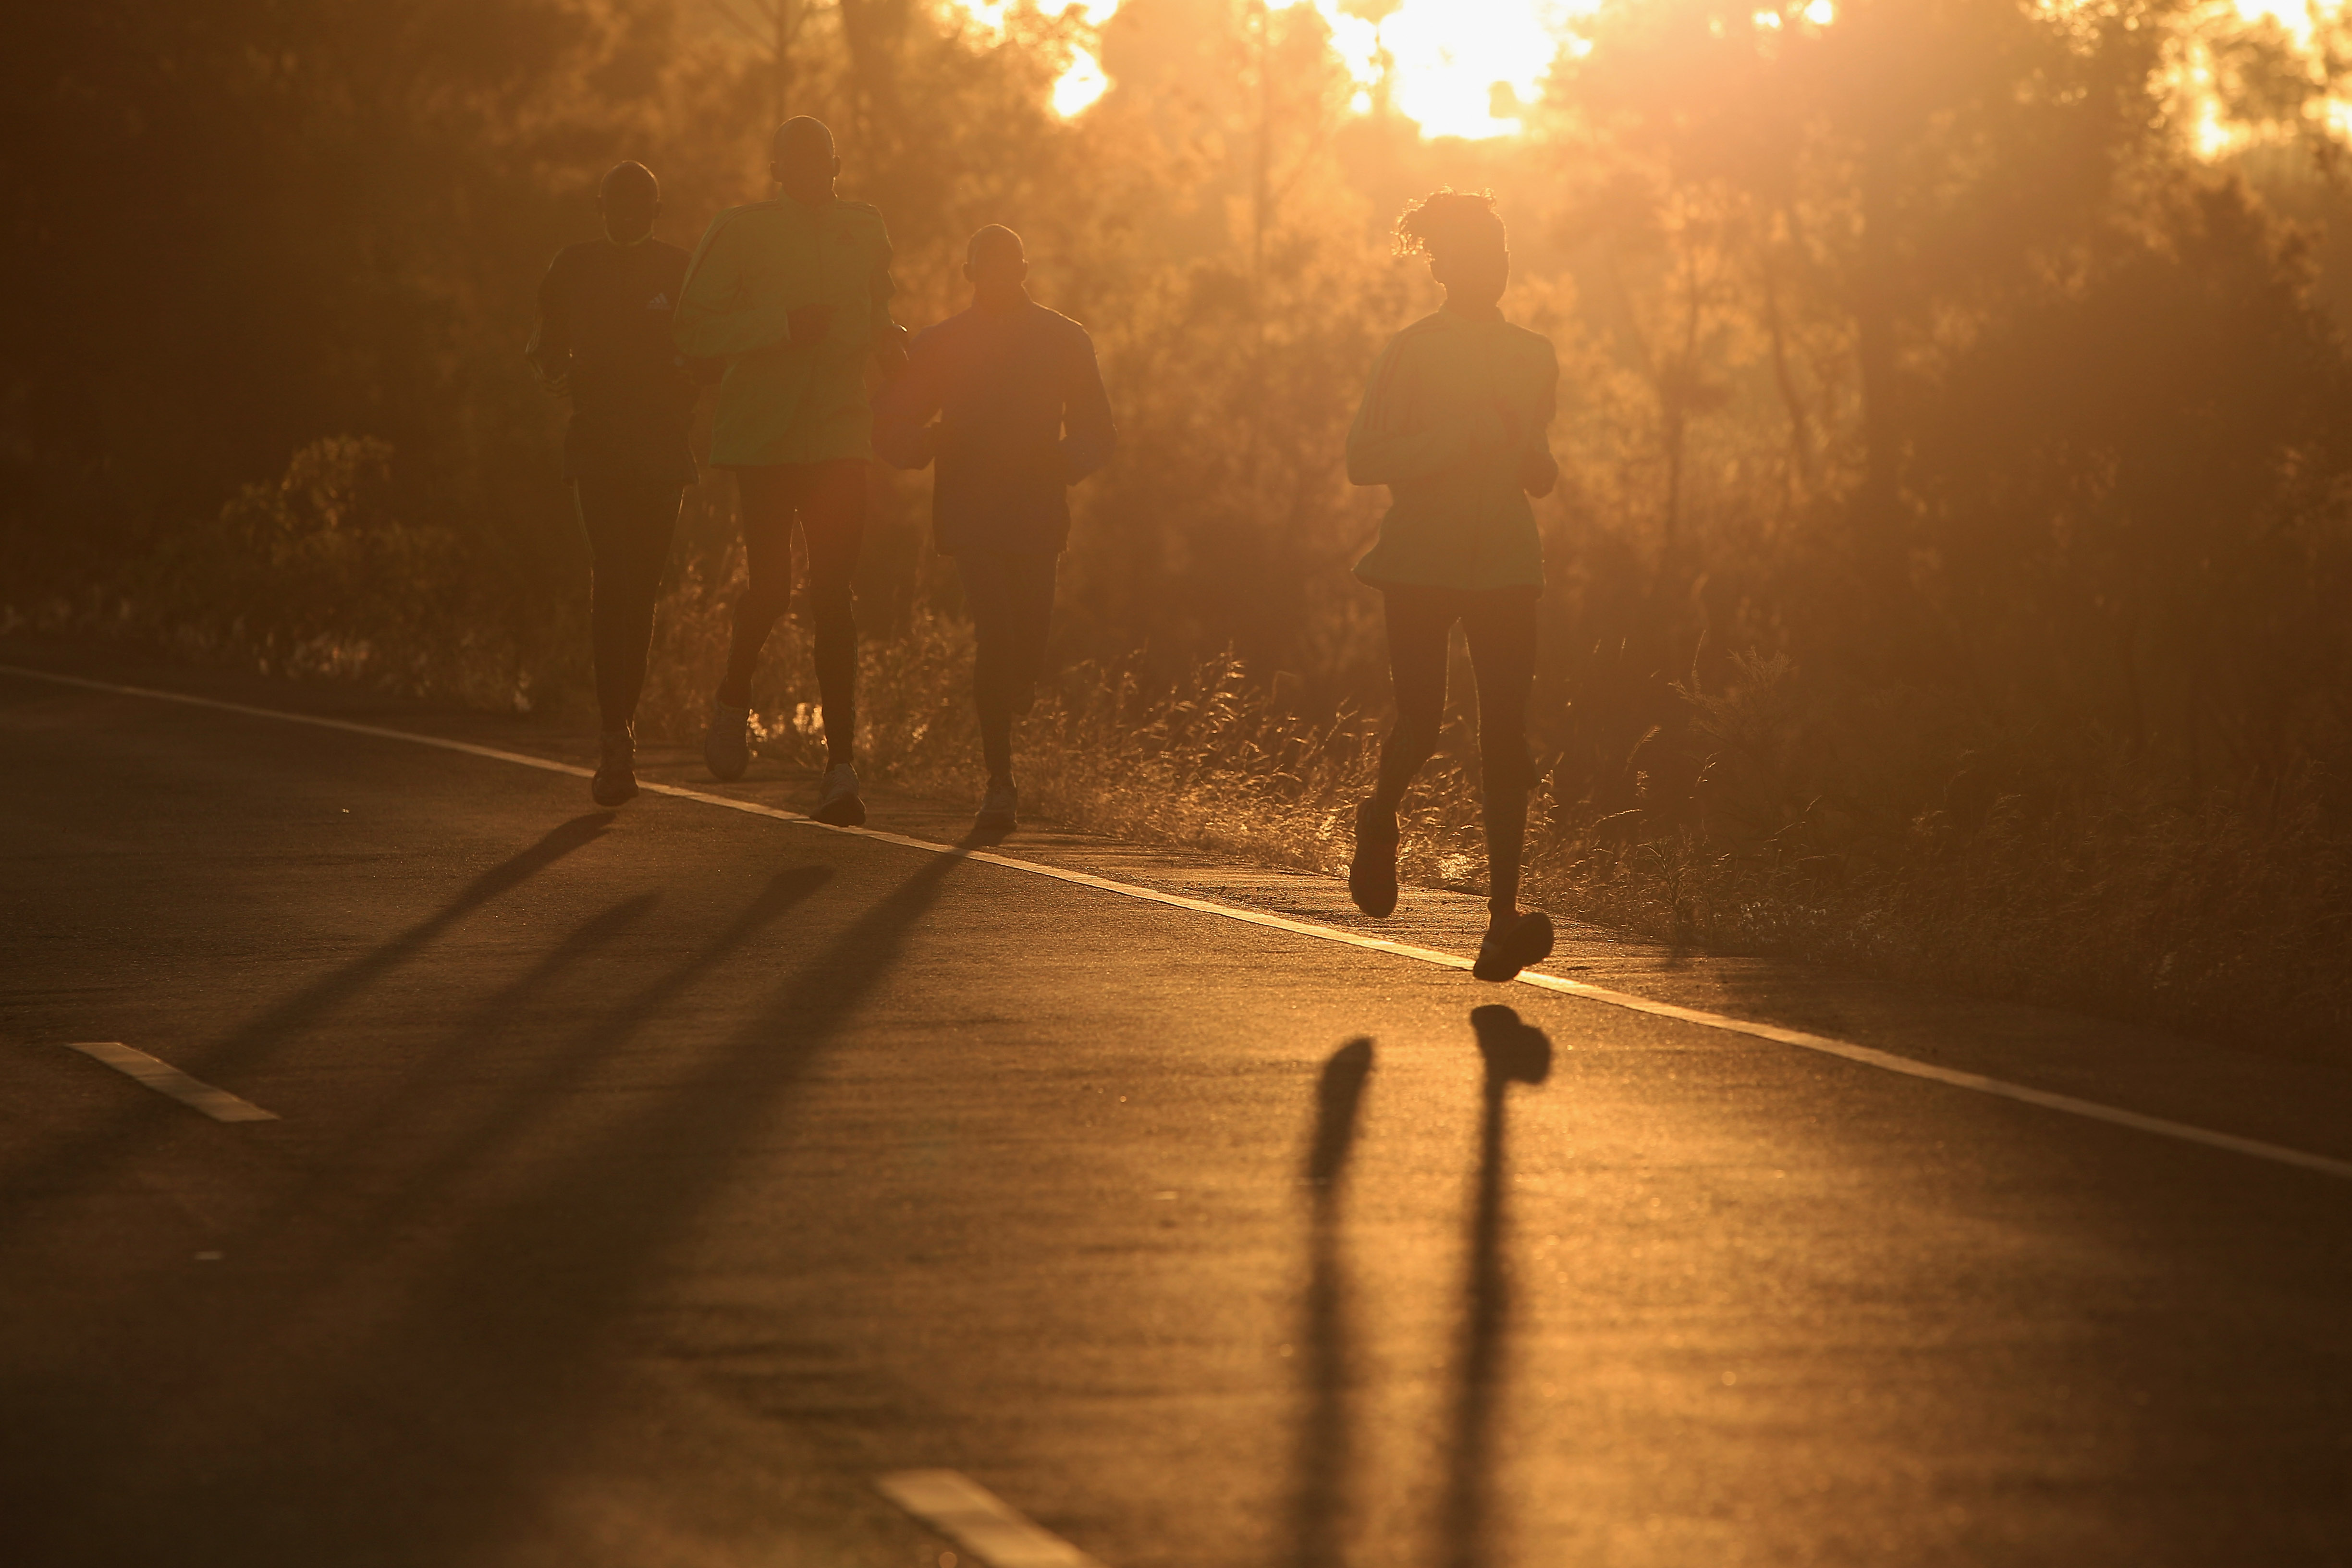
[980,0,1590,139]
[996,0,2327,141]
[957,0,1120,119]
[2233,0,2317,39]
[1053,46,1110,115]
[1307,0,1594,139]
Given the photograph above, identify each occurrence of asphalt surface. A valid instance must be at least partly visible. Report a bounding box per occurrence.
[3,641,2349,1568]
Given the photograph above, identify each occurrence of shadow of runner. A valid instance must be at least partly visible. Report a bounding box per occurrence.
[5,872,854,1568]
[1439,1005,1554,1568]
[238,834,990,1565]
[201,810,619,1072]
[1291,1038,1374,1568]
[319,869,829,1239]
[0,810,617,1222]
[214,870,831,1320]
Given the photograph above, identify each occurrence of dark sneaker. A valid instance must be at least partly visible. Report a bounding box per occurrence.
[1348,799,1399,918]
[703,699,751,782]
[976,779,1019,832]
[1473,911,1555,983]
[813,762,867,826]
[591,728,638,807]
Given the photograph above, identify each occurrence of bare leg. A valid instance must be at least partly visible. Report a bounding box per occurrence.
[796,461,866,766]
[718,467,797,709]
[1462,588,1541,931]
[1372,586,1456,816]
[576,479,681,733]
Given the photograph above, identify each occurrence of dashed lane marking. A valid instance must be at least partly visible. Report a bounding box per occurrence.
[65,1041,279,1123]
[10,663,2352,1183]
[877,1470,1102,1568]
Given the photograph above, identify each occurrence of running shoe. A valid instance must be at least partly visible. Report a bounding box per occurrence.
[813,761,867,826]
[1473,910,1555,982]
[1348,798,1399,918]
[704,698,751,782]
[976,779,1019,831]
[591,727,638,807]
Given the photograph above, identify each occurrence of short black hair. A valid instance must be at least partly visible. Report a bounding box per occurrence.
[600,160,659,206]
[771,116,836,160]
[1394,189,1503,260]
[967,224,1024,267]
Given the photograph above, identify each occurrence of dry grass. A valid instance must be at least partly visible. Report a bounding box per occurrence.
[629,571,2351,1064]
[12,438,2345,1063]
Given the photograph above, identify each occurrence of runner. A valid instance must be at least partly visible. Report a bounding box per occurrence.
[875,225,1115,831]
[1343,190,1561,982]
[525,160,702,808]
[672,116,906,825]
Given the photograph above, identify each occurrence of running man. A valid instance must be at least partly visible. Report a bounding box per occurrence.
[876,225,1115,830]
[672,116,906,825]
[1343,190,1560,981]
[526,160,703,807]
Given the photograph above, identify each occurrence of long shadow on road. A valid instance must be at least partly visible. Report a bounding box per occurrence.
[147,869,833,1377]
[1440,1005,1554,1568]
[11,823,983,1567]
[0,810,617,1225]
[1290,1037,1374,1568]
[296,867,830,1260]
[244,834,983,1565]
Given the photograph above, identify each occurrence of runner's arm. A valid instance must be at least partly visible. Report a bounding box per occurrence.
[671,213,796,360]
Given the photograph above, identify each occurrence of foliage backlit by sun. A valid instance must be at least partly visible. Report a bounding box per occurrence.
[960,0,2343,145]
[959,0,1592,139]
[1324,0,1592,139]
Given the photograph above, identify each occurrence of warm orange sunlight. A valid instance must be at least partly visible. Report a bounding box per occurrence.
[1315,0,1593,139]
[2180,0,2342,155]
[977,0,1595,137]
[1005,0,2342,146]
[2231,0,2317,37]
[17,0,2352,1559]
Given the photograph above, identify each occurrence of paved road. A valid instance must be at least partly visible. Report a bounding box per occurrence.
[3,646,2349,1568]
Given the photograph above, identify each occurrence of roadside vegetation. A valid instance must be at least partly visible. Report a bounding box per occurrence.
[6,0,2349,1057]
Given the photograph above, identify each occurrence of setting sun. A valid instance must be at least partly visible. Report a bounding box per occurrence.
[1025,0,2340,143]
[1015,0,1590,138]
[1321,0,1586,139]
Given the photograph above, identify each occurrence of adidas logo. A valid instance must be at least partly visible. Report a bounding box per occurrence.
[647,292,671,310]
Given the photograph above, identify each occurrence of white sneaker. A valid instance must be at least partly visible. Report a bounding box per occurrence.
[813,761,866,826]
[976,779,1019,831]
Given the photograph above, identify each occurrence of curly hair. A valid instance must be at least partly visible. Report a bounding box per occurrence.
[1393,188,1502,259]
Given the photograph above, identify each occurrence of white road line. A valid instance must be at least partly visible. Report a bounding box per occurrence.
[1502,977,2352,1181]
[65,1041,279,1123]
[10,662,2352,1184]
[877,1470,1103,1568]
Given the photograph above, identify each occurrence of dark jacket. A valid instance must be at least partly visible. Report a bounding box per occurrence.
[875,295,1115,554]
[526,237,701,486]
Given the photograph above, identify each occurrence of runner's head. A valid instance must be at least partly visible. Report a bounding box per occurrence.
[770,117,840,207]
[963,225,1029,301]
[1395,190,1508,312]
[598,161,661,245]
